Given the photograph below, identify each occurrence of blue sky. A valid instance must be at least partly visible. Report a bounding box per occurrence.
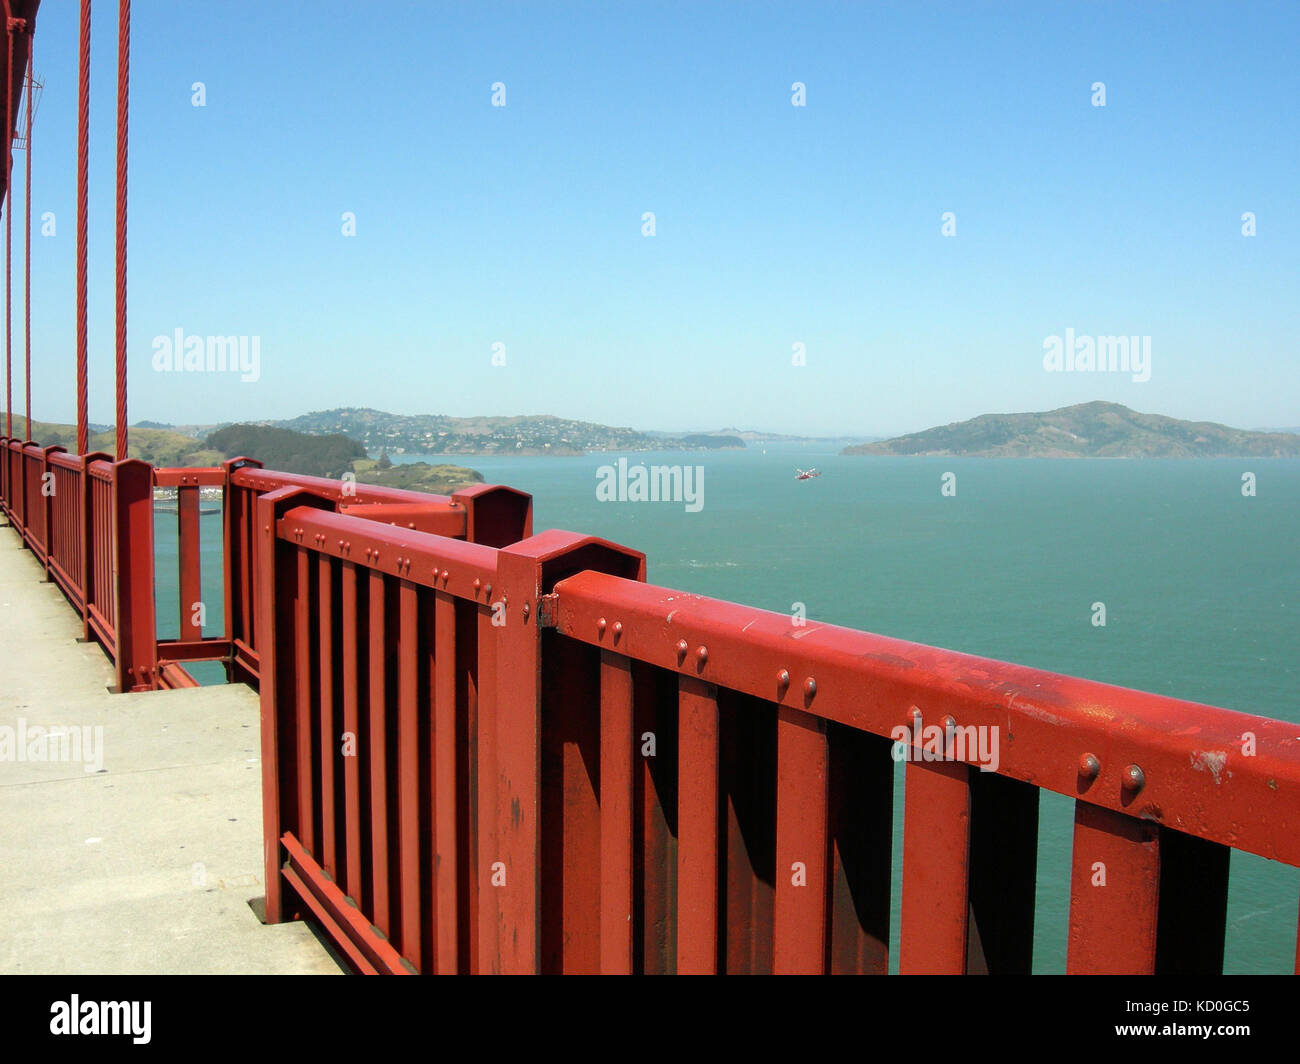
[11,0,1299,436]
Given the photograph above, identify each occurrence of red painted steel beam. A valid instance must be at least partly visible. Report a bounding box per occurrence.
[281,834,414,975]
[338,500,466,538]
[152,466,224,488]
[154,638,231,662]
[0,2,38,208]
[156,661,199,689]
[277,504,499,592]
[550,570,1300,867]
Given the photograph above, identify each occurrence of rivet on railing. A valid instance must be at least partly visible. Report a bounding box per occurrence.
[803,677,817,699]
[777,669,790,692]
[473,578,481,593]
[612,621,623,641]
[675,639,688,662]
[484,583,492,598]
[696,645,708,665]
[1122,764,1145,794]
[597,617,607,636]
[1079,753,1101,780]
[522,602,530,621]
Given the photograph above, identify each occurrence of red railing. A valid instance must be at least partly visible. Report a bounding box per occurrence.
[4,437,1299,974]
[0,435,530,694]
[254,483,1300,975]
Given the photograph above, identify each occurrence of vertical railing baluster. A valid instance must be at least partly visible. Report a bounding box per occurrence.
[317,554,337,878]
[341,560,363,908]
[474,599,497,973]
[294,546,314,854]
[676,675,719,974]
[773,705,829,974]
[1067,801,1159,974]
[599,649,635,974]
[368,569,391,939]
[177,482,201,639]
[397,579,422,968]
[432,589,459,973]
[899,758,972,973]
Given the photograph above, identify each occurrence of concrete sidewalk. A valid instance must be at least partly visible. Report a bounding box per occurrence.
[0,526,341,974]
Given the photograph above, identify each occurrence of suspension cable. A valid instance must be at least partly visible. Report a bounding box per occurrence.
[22,26,31,443]
[4,23,13,441]
[76,0,90,454]
[114,0,128,460]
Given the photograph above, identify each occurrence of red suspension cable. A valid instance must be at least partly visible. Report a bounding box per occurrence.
[4,25,12,441]
[22,28,31,443]
[114,0,129,461]
[76,0,90,454]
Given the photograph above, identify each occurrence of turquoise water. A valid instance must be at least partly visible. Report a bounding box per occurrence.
[158,448,1300,972]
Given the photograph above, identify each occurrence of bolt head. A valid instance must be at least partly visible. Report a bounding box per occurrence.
[1079,753,1101,780]
[1122,764,1145,793]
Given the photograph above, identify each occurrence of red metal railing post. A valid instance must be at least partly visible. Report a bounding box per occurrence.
[15,437,26,531]
[0,434,8,517]
[490,530,643,973]
[255,486,334,925]
[110,458,155,692]
[221,456,262,684]
[79,451,112,641]
[38,444,66,578]
[450,483,532,547]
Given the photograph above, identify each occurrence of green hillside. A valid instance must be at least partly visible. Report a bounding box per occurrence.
[843,402,1300,458]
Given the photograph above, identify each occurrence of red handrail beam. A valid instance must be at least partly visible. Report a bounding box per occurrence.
[549,569,1300,867]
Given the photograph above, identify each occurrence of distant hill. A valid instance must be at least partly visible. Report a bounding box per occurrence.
[206,422,482,492]
[8,416,224,466]
[350,458,484,494]
[843,402,1300,458]
[206,424,367,478]
[276,408,744,455]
